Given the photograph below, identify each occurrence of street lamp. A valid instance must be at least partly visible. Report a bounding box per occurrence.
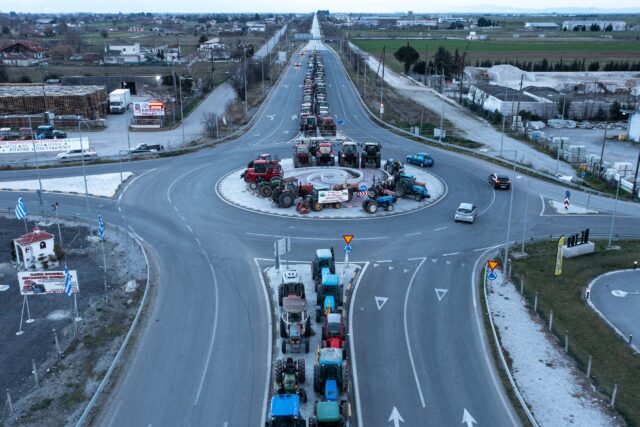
[243,47,248,119]
[26,115,46,219]
[76,120,92,218]
[39,63,49,112]
[502,150,518,284]
[608,174,621,249]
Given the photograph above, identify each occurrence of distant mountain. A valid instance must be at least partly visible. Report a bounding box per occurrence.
[442,4,640,14]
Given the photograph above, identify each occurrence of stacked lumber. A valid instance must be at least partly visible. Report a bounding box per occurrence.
[0,84,109,118]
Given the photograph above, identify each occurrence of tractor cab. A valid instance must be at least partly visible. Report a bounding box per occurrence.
[266,394,306,427]
[312,401,345,427]
[278,270,305,306]
[282,296,309,328]
[361,142,382,168]
[395,173,430,201]
[324,313,343,339]
[312,248,335,285]
[316,273,343,322]
[313,348,344,395]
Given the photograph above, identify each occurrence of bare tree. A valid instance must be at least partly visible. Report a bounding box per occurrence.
[201,111,219,137]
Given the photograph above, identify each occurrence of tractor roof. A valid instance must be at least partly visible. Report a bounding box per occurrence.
[327,313,341,325]
[283,296,307,313]
[282,269,302,284]
[271,394,300,416]
[322,274,339,286]
[316,249,333,259]
[365,141,379,146]
[320,347,343,365]
[316,401,340,421]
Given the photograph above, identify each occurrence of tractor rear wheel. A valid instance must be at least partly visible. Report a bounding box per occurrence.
[274,359,283,384]
[313,365,321,393]
[282,340,287,354]
[385,204,394,212]
[305,317,312,337]
[415,193,423,202]
[312,202,323,212]
[297,359,306,383]
[280,319,287,338]
[333,202,342,209]
[396,187,405,198]
[366,201,379,214]
[279,192,294,209]
[278,285,284,306]
[248,181,258,191]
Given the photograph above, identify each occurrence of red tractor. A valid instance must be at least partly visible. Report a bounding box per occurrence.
[313,141,335,166]
[241,159,283,191]
[319,117,337,137]
[293,142,311,168]
[322,312,348,359]
[272,177,314,208]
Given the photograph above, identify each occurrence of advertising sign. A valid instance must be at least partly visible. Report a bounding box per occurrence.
[554,236,565,276]
[0,137,86,154]
[18,270,79,295]
[318,190,349,204]
[133,101,165,117]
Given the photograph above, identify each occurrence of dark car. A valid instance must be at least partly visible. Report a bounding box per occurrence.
[406,152,434,167]
[130,144,165,154]
[23,281,46,294]
[489,173,511,189]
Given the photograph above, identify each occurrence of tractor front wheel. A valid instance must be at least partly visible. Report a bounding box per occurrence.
[279,193,294,209]
[274,359,283,384]
[312,202,323,212]
[297,359,306,383]
[259,183,272,198]
[366,201,379,214]
[415,193,423,202]
[385,204,394,212]
[282,340,287,354]
[248,181,258,191]
[333,202,342,209]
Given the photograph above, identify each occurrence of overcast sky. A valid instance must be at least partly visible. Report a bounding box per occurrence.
[2,0,639,13]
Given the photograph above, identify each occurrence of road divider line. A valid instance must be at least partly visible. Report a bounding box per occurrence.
[403,257,427,408]
[442,252,459,257]
[538,194,546,216]
[348,261,370,427]
[254,259,273,427]
[434,227,447,231]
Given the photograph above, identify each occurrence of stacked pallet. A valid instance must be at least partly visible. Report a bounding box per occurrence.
[0,84,109,119]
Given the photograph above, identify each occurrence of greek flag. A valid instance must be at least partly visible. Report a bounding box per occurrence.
[15,197,27,220]
[98,213,105,241]
[64,264,72,297]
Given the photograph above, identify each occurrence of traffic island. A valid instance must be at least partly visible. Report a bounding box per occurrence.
[217,159,446,219]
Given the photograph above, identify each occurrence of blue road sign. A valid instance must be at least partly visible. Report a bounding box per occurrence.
[344,244,352,253]
[565,190,571,198]
[487,271,497,281]
[581,171,586,178]
[359,184,368,192]
[336,119,345,126]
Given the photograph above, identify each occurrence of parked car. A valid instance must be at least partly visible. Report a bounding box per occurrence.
[488,173,511,190]
[22,281,46,294]
[130,144,165,154]
[406,152,434,167]
[57,149,97,162]
[454,202,477,223]
[295,62,301,67]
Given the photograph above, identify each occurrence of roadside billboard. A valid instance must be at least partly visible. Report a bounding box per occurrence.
[133,101,165,117]
[0,137,87,154]
[318,189,349,204]
[18,270,79,296]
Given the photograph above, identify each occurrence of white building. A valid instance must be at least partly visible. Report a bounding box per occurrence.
[103,43,146,64]
[562,20,627,31]
[629,112,640,143]
[396,19,437,27]
[246,22,266,32]
[13,228,56,270]
[466,31,487,41]
[524,22,559,30]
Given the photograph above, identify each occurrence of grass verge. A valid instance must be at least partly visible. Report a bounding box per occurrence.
[511,240,640,426]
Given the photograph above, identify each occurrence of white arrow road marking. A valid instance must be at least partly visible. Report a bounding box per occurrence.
[446,260,451,265]
[435,288,448,301]
[266,115,274,120]
[373,263,379,268]
[291,114,298,120]
[375,296,388,310]
[388,407,404,426]
[388,266,394,271]
[403,269,410,273]
[432,258,437,263]
[462,409,477,427]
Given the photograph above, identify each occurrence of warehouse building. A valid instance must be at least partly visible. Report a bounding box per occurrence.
[0,84,108,119]
[562,20,627,31]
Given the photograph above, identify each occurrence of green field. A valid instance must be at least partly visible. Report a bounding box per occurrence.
[352,37,640,73]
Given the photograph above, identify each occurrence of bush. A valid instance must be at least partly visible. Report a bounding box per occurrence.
[54,243,64,260]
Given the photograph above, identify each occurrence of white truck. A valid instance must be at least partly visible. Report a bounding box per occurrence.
[109,88,131,114]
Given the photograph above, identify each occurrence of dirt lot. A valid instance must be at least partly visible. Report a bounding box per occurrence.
[0,215,147,426]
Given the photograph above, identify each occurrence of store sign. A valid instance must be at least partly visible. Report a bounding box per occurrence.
[133,101,165,117]
[18,270,79,296]
[0,137,86,154]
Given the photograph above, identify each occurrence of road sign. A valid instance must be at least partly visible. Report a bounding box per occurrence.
[565,190,571,198]
[564,197,570,210]
[344,244,352,253]
[487,271,497,281]
[581,171,586,178]
[487,260,499,271]
[358,184,368,192]
[342,234,353,244]
[356,191,368,197]
[336,119,345,126]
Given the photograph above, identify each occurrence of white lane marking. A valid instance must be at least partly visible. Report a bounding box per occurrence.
[348,262,370,427]
[403,257,427,408]
[405,232,421,236]
[539,194,546,216]
[434,226,448,231]
[443,252,459,257]
[180,216,186,222]
[377,260,392,263]
[186,225,193,233]
[193,251,220,405]
[105,399,123,427]
[477,180,497,217]
[173,206,179,212]
[254,263,273,426]
[246,232,388,241]
[117,206,122,212]
[195,238,202,246]
[118,168,156,204]
[166,164,210,204]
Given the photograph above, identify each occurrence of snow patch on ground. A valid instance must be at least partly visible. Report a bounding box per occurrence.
[218,161,445,219]
[0,172,133,198]
[46,310,71,321]
[487,273,620,426]
[549,199,599,214]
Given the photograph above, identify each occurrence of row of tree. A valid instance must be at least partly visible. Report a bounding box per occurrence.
[394,44,464,78]
[566,23,615,31]
[473,58,640,72]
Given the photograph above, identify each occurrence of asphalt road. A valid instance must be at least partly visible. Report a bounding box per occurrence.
[0,29,639,427]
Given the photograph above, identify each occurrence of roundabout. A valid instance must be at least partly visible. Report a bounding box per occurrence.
[217,159,446,219]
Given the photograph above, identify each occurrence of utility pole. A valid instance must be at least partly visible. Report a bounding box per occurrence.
[210,49,216,91]
[599,125,608,176]
[261,56,265,97]
[40,63,49,112]
[244,48,248,119]
[171,70,178,125]
[380,47,385,118]
[633,150,640,198]
[26,116,46,219]
[76,121,91,218]
[424,44,428,85]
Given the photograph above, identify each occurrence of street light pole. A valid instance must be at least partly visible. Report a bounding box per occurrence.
[632,150,640,199]
[178,76,184,145]
[40,63,49,112]
[608,176,621,249]
[598,125,607,176]
[503,150,517,284]
[76,121,91,218]
[244,48,248,119]
[520,179,531,253]
[26,116,46,219]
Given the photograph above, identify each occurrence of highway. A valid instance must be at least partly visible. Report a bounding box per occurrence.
[0,16,639,427]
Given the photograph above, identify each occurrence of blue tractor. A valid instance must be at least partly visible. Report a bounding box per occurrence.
[313,348,346,396]
[362,195,396,214]
[265,394,306,427]
[315,273,343,323]
[393,173,430,202]
[312,248,335,290]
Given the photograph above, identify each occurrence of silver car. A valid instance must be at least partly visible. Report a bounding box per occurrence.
[454,203,477,223]
[57,149,97,162]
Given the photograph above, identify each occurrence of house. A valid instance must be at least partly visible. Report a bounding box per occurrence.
[199,37,228,51]
[0,40,46,66]
[524,22,559,30]
[13,227,56,270]
[466,31,487,41]
[396,19,437,27]
[246,22,266,32]
[103,43,146,64]
[128,26,145,32]
[148,44,182,63]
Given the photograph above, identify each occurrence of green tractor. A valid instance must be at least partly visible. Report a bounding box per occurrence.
[360,142,381,169]
[309,400,348,427]
[275,357,307,403]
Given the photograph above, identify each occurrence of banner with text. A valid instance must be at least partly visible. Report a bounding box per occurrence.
[133,101,165,117]
[18,270,80,295]
[0,137,87,154]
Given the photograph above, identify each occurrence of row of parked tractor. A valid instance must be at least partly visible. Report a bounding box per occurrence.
[292,137,381,169]
[240,152,432,214]
[266,249,349,427]
[299,50,337,138]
